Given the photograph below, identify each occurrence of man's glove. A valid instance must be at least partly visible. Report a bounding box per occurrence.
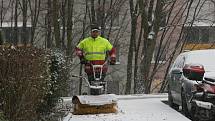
[109,57,116,65]
[80,58,87,64]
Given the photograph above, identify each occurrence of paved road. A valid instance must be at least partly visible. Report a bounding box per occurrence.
[62,94,191,121]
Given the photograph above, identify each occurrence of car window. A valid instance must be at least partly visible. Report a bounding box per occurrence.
[173,54,184,68]
[177,56,185,68]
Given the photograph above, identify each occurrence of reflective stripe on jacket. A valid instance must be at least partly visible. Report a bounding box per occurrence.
[77,36,113,60]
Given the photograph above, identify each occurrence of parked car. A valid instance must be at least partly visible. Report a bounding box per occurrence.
[167,49,215,120]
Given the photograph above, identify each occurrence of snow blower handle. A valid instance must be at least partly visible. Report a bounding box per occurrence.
[91,62,105,81]
[71,75,80,78]
[71,74,91,87]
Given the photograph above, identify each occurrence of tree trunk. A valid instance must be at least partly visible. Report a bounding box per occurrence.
[138,0,163,94]
[61,0,67,49]
[53,0,61,48]
[14,0,18,45]
[0,0,3,27]
[66,0,74,56]
[29,0,41,45]
[22,0,28,45]
[125,0,138,94]
[78,0,89,94]
[100,0,106,37]
[46,0,52,48]
[134,18,143,94]
[91,0,96,23]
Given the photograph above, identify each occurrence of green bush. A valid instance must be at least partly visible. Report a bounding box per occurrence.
[0,111,8,121]
[37,49,70,116]
[0,45,50,121]
[0,46,70,121]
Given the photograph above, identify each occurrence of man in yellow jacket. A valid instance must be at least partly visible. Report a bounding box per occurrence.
[76,24,116,83]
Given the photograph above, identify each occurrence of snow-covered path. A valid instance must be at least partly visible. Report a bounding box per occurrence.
[62,94,190,121]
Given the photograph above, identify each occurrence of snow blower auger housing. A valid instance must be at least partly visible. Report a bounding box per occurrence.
[71,62,118,115]
[72,94,118,115]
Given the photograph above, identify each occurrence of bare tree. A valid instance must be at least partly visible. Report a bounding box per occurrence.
[131,0,192,94]
[46,0,52,48]
[66,0,74,55]
[52,0,61,48]
[21,0,28,45]
[28,0,41,45]
[61,0,67,49]
[133,1,144,94]
[137,0,163,94]
[78,0,89,94]
[14,0,18,45]
[125,0,138,94]
[90,0,96,23]
[159,0,207,92]
[0,0,3,26]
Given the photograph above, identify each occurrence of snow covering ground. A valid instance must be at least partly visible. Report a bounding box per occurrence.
[62,94,191,121]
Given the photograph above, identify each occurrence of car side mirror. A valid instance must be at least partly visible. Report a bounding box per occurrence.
[171,69,182,74]
[182,64,205,81]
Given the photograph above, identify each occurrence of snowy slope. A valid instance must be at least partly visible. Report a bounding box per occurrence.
[62,94,191,121]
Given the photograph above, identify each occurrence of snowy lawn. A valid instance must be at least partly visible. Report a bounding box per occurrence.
[62,94,190,121]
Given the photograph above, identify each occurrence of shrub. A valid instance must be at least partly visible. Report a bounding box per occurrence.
[0,46,70,121]
[0,111,8,121]
[37,49,70,116]
[0,45,50,121]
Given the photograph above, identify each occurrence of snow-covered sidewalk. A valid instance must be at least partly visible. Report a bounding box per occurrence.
[62,94,190,121]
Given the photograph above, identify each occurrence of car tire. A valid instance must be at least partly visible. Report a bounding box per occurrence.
[168,89,179,110]
[181,90,191,118]
[190,106,199,121]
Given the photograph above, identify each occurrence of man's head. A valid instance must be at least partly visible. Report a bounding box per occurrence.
[90,24,100,38]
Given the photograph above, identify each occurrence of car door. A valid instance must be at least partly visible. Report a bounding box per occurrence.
[174,56,185,103]
[169,56,180,100]
[170,54,185,103]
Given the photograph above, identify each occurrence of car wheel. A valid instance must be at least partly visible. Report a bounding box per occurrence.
[191,117,199,121]
[168,89,179,110]
[190,106,199,121]
[181,90,191,118]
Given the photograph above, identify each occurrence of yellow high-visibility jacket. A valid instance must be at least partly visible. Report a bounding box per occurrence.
[77,36,113,61]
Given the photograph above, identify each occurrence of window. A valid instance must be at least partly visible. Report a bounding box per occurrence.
[2,27,31,43]
[4,27,13,42]
[200,28,209,43]
[172,55,184,68]
[184,26,214,43]
[185,27,199,43]
[177,56,185,68]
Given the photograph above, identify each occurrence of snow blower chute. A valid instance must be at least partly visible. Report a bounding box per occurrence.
[72,62,118,115]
